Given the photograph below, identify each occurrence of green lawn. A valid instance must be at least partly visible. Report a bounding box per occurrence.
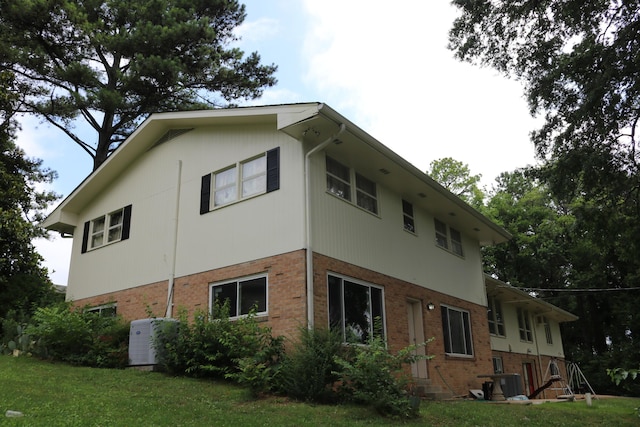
[0,356,638,426]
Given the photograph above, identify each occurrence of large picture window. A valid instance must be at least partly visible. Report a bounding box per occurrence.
[441,305,474,356]
[326,156,378,214]
[328,274,385,344]
[210,275,267,318]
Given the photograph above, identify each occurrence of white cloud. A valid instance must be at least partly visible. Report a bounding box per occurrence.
[235,16,280,43]
[300,1,540,187]
[33,235,72,286]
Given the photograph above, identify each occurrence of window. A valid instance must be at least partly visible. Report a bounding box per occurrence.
[487,296,505,337]
[517,308,533,342]
[213,166,237,206]
[492,356,504,374]
[328,274,385,344]
[200,148,279,214]
[441,305,473,356]
[434,219,464,256]
[541,316,553,344]
[326,156,378,214]
[81,205,132,253]
[86,303,117,317]
[326,156,351,201]
[210,275,267,318]
[355,173,378,214]
[402,200,415,233]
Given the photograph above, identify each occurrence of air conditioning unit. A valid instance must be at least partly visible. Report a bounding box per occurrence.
[128,318,177,367]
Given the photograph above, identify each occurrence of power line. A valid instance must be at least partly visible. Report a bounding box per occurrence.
[517,286,640,293]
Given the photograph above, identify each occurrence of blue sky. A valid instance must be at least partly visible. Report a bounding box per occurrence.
[17,1,540,286]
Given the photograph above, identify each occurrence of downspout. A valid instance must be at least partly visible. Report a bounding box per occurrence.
[304,123,346,328]
[532,314,545,398]
[166,160,183,318]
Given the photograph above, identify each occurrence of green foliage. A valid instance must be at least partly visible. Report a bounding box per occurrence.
[26,303,129,368]
[333,332,433,420]
[449,1,640,170]
[154,304,284,396]
[428,157,485,208]
[0,0,277,169]
[278,326,345,403]
[0,71,61,320]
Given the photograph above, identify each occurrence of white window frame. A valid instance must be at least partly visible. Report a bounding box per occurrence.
[541,316,553,345]
[86,303,117,317]
[492,356,504,374]
[89,208,125,250]
[327,273,386,344]
[517,308,533,342]
[326,156,379,215]
[211,153,268,208]
[209,274,268,319]
[441,304,474,357]
[402,199,416,233]
[487,296,506,337]
[434,218,464,257]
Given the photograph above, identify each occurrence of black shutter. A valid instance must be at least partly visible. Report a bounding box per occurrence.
[121,204,132,240]
[81,221,90,253]
[266,147,280,193]
[200,173,212,214]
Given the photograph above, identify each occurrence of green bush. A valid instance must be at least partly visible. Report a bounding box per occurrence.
[278,326,345,403]
[26,302,129,368]
[334,332,431,420]
[154,303,284,396]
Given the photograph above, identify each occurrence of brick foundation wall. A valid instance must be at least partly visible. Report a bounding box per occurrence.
[72,249,308,341]
[73,250,496,395]
[312,253,494,396]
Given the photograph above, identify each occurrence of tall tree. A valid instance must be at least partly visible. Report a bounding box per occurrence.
[0,0,277,170]
[449,1,640,185]
[449,0,640,394]
[428,157,484,208]
[0,71,61,319]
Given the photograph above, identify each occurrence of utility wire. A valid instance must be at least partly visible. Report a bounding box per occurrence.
[513,286,640,293]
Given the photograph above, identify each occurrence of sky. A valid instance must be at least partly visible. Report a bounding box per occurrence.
[17,1,541,286]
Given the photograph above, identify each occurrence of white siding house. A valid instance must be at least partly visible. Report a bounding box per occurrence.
[42,103,574,397]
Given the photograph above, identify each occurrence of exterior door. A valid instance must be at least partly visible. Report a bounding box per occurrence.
[406,300,428,379]
[523,362,536,395]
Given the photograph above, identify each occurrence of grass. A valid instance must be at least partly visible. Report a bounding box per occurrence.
[0,356,639,426]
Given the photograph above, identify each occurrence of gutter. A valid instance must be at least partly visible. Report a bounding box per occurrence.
[304,123,346,327]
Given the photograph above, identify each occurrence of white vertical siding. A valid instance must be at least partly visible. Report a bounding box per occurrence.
[309,153,487,305]
[66,124,306,300]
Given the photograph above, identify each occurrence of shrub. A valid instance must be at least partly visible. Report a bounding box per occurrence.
[277,326,345,403]
[26,302,129,368]
[334,331,432,420]
[154,303,284,396]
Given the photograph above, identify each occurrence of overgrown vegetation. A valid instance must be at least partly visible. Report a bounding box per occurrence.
[11,302,130,368]
[154,311,428,419]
